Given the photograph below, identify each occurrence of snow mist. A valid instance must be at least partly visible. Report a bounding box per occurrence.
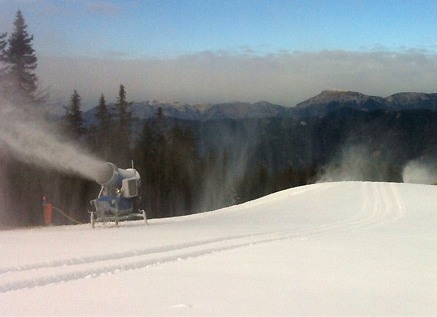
[402,159,437,184]
[198,121,259,211]
[317,144,377,182]
[316,143,399,183]
[0,101,104,181]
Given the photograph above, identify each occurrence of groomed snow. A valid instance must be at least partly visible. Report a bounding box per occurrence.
[1,181,436,315]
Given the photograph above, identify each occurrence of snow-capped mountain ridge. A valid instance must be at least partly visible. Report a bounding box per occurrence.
[83,100,287,124]
[386,92,437,108]
[296,89,382,106]
[82,90,437,124]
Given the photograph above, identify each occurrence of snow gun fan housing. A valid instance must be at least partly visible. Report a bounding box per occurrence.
[90,162,145,226]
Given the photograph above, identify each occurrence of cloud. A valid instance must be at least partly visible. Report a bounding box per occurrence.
[37,49,437,109]
[85,1,121,16]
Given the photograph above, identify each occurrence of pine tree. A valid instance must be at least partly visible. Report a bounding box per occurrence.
[3,10,41,104]
[135,118,168,217]
[114,84,133,164]
[0,32,7,57]
[64,90,84,138]
[116,84,131,135]
[94,93,112,158]
[0,32,8,98]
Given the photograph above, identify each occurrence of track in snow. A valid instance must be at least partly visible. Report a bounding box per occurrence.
[360,182,405,228]
[0,182,406,293]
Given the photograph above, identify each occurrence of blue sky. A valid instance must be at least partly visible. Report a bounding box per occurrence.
[2,0,436,57]
[1,0,437,107]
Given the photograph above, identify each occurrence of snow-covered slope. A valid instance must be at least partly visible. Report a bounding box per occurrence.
[1,182,436,315]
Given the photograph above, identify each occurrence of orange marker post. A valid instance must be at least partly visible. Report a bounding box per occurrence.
[42,196,52,226]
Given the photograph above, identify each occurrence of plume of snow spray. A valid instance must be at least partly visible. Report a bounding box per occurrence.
[402,159,437,184]
[0,101,104,181]
[317,143,397,183]
[197,120,258,211]
[317,144,374,182]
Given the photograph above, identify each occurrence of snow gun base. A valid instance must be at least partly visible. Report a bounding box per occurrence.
[89,209,147,228]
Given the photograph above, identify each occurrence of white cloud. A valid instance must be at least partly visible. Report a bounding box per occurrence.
[37,50,437,109]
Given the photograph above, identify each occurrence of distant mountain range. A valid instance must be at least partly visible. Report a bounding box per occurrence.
[83,100,287,124]
[83,90,437,124]
[79,89,437,189]
[293,90,437,118]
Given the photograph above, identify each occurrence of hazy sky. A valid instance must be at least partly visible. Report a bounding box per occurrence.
[1,0,437,108]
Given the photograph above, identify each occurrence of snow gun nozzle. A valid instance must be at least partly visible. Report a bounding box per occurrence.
[95,162,141,189]
[96,162,118,187]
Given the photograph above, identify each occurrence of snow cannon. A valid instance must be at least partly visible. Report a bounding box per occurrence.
[90,162,146,227]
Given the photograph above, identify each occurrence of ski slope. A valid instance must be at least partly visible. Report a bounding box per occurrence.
[1,181,436,315]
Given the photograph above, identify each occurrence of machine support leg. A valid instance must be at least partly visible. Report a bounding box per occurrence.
[142,210,148,225]
[90,211,95,229]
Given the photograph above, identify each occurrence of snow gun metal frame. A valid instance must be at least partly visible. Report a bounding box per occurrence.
[90,162,147,227]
